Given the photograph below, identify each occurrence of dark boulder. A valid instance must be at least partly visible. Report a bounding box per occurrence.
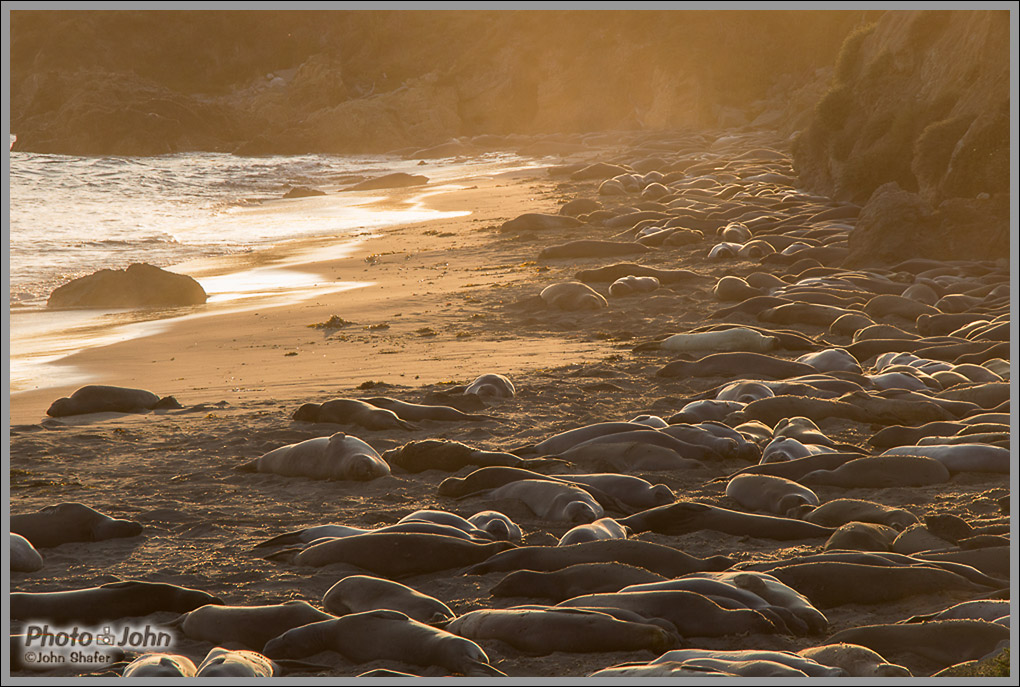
[47,263,207,309]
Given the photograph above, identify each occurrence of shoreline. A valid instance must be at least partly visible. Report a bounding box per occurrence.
[9,163,616,424]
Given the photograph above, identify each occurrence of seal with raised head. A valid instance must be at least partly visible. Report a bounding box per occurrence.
[239,432,390,481]
[464,373,515,398]
[11,502,143,548]
[175,600,334,651]
[263,609,505,677]
[323,575,454,625]
[293,399,417,430]
[12,580,222,624]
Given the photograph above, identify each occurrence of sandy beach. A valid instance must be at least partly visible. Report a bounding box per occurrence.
[8,129,1012,679]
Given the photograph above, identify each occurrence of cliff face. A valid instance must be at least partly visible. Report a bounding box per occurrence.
[11,10,872,156]
[791,10,1010,265]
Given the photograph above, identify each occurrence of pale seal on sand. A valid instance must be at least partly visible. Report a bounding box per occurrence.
[608,275,660,297]
[796,348,862,374]
[323,575,454,624]
[540,281,608,310]
[293,399,417,430]
[239,432,390,481]
[12,581,222,624]
[489,479,603,523]
[175,600,334,651]
[797,643,911,677]
[558,517,630,546]
[195,648,276,677]
[466,510,522,541]
[10,502,143,548]
[464,373,516,398]
[880,443,1009,474]
[652,327,777,353]
[445,606,678,655]
[725,474,819,518]
[122,653,198,677]
[10,533,44,572]
[803,498,918,530]
[263,609,505,676]
[46,384,177,417]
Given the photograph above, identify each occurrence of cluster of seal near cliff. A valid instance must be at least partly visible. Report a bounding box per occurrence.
[11,131,1010,678]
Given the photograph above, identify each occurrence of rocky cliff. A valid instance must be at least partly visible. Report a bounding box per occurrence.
[790,10,1010,265]
[11,10,873,156]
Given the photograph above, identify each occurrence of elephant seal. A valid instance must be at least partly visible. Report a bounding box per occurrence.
[773,416,839,447]
[880,443,1009,474]
[293,399,416,430]
[176,600,334,651]
[716,381,775,402]
[575,262,701,284]
[619,501,835,540]
[488,479,603,523]
[564,473,675,510]
[12,581,222,624]
[801,454,952,488]
[527,421,655,455]
[239,432,390,481]
[590,661,738,677]
[827,620,1010,672]
[539,239,650,260]
[464,373,515,398]
[254,520,494,549]
[608,275,660,297]
[557,590,779,637]
[382,439,521,473]
[657,352,816,379]
[11,502,143,548]
[540,281,607,310]
[46,384,177,417]
[359,397,496,422]
[725,474,819,518]
[823,522,898,552]
[905,599,1011,624]
[760,437,838,464]
[398,509,493,538]
[323,575,454,624]
[500,212,581,233]
[263,609,505,677]
[558,517,630,546]
[797,644,911,677]
[195,647,276,677]
[468,539,731,578]
[10,533,44,572]
[652,649,843,677]
[491,563,666,602]
[445,606,678,655]
[651,327,778,353]
[466,510,522,541]
[637,570,828,635]
[122,653,198,677]
[286,532,514,577]
[767,562,986,608]
[796,348,862,373]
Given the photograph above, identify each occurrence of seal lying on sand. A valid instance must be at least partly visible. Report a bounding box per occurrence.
[11,502,143,548]
[263,609,505,677]
[174,600,334,651]
[323,575,454,625]
[239,432,390,481]
[293,399,417,430]
[195,648,277,677]
[46,384,180,417]
[9,533,44,572]
[12,580,222,624]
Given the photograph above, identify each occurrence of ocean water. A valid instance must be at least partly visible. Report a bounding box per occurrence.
[8,147,541,306]
[7,146,544,392]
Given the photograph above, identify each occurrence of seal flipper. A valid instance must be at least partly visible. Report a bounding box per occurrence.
[464,660,507,678]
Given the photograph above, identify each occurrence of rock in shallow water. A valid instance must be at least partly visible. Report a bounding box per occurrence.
[47,262,207,308]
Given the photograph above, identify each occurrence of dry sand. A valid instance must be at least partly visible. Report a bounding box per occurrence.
[7,133,1011,678]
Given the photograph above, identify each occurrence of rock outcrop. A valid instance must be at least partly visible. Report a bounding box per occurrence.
[47,263,208,309]
[792,10,1009,265]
